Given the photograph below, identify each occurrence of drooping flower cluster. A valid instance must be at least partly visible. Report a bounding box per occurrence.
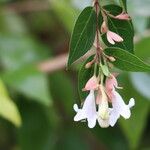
[72,1,135,128]
[73,74,135,128]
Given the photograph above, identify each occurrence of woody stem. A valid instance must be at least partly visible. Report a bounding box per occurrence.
[94,0,101,62]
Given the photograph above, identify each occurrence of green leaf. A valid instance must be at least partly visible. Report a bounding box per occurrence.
[2,66,52,106]
[0,35,49,71]
[55,129,90,150]
[100,64,110,76]
[102,5,134,53]
[104,4,122,16]
[130,38,150,100]
[0,79,22,127]
[98,0,116,6]
[119,74,150,150]
[98,11,103,29]
[0,35,52,106]
[135,37,150,61]
[18,100,55,150]
[78,56,94,100]
[68,7,96,67]
[49,71,74,114]
[119,0,127,11]
[0,10,27,35]
[93,127,129,150]
[104,47,150,72]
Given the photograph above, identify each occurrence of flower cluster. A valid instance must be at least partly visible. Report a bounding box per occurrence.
[72,1,135,128]
[73,74,135,128]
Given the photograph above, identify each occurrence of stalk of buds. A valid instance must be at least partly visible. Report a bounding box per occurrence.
[73,0,135,128]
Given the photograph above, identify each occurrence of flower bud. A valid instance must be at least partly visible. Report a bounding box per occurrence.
[115,13,130,20]
[83,75,99,91]
[108,56,116,62]
[101,21,108,33]
[85,62,92,69]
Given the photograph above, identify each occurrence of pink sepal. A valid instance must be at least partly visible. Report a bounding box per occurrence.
[115,13,130,20]
[84,75,99,91]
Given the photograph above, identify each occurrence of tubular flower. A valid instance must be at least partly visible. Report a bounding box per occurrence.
[73,74,135,128]
[106,31,123,45]
[109,92,135,126]
[97,85,110,128]
[105,75,135,127]
[73,90,97,128]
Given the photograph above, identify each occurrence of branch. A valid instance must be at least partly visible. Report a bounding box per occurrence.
[38,54,68,73]
[38,50,95,73]
[38,29,150,73]
[5,1,50,13]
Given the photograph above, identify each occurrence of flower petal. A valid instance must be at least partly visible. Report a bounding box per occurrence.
[96,88,102,104]
[105,75,118,100]
[109,108,120,127]
[97,117,109,128]
[73,104,79,112]
[128,98,135,108]
[111,32,123,42]
[87,115,97,128]
[107,31,123,44]
[84,90,97,128]
[84,76,99,91]
[107,31,115,45]
[112,91,131,119]
[73,90,97,128]
[74,111,86,121]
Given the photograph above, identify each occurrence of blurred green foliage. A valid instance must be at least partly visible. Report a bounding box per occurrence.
[0,0,150,150]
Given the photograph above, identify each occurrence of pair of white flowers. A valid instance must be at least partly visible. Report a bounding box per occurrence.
[73,75,135,128]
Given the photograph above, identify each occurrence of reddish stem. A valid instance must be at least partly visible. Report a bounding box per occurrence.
[94,0,101,62]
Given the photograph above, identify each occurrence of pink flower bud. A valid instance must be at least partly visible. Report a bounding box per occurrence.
[85,62,92,69]
[105,75,118,100]
[115,13,130,20]
[101,21,108,33]
[83,75,99,91]
[85,59,95,69]
[106,31,123,45]
[108,56,116,62]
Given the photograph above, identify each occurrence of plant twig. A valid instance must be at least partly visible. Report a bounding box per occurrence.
[38,50,95,73]
[38,30,150,73]
[38,54,68,73]
[5,0,50,13]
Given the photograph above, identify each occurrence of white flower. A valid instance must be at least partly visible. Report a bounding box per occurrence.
[97,117,110,128]
[73,75,135,129]
[97,85,110,128]
[109,91,135,127]
[73,90,97,128]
